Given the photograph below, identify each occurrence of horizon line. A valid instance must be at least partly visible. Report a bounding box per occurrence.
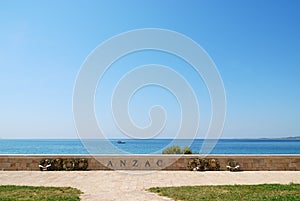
[1,136,299,140]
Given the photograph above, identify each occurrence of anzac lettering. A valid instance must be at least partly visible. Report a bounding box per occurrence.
[104,159,164,168]
[120,160,126,167]
[132,160,138,167]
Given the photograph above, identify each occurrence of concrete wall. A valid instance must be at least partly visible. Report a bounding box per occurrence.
[0,155,299,171]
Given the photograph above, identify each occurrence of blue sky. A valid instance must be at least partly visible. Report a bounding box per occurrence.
[0,0,300,139]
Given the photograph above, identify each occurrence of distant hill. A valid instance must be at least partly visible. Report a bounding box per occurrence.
[259,136,300,140]
[279,136,300,140]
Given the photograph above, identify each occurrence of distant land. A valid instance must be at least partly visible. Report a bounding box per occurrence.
[258,136,300,140]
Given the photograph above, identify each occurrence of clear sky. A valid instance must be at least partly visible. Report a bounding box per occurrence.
[0,0,300,139]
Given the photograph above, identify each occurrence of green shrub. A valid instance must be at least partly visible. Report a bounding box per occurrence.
[162,146,183,154]
[162,146,193,154]
[183,146,192,154]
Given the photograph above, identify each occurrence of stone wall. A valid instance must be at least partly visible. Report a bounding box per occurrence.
[0,155,299,171]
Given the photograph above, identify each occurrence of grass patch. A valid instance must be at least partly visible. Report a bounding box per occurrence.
[149,184,300,201]
[0,185,82,201]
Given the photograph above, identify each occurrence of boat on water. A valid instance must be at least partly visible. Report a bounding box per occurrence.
[117,140,126,144]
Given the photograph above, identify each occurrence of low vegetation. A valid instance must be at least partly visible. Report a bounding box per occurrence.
[149,184,300,201]
[162,146,192,154]
[0,185,82,201]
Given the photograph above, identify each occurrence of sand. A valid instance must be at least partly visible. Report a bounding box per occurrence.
[0,171,300,201]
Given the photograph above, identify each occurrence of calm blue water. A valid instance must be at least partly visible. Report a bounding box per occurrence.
[0,139,299,154]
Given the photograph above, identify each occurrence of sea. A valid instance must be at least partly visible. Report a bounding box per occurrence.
[0,139,299,154]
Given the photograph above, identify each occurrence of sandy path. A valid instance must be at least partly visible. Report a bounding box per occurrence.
[0,171,300,201]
